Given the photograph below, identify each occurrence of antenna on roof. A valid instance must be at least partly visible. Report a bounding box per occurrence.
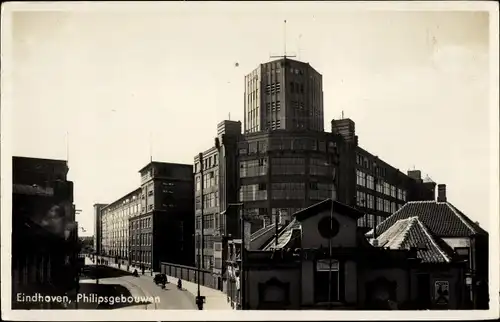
[270,20,296,60]
[228,112,231,120]
[341,111,344,119]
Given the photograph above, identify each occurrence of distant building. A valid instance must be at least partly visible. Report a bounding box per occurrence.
[12,156,78,309]
[93,203,107,255]
[97,161,194,271]
[228,199,469,310]
[131,162,194,271]
[100,188,141,262]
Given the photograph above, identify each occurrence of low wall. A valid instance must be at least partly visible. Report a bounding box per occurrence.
[160,262,222,290]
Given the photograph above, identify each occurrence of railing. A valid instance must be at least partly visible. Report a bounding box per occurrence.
[160,262,221,290]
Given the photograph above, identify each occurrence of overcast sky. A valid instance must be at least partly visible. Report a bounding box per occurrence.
[8,2,495,236]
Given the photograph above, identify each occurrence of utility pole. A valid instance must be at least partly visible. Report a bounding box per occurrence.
[228,203,245,310]
[327,147,340,308]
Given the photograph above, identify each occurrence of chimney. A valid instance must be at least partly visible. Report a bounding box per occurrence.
[437,184,447,202]
[407,170,422,181]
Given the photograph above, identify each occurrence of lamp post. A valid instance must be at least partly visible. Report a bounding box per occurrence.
[195,152,206,310]
[327,146,339,309]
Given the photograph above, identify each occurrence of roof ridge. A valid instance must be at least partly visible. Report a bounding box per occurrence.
[399,217,419,248]
[445,202,477,234]
[367,203,407,237]
[415,218,451,263]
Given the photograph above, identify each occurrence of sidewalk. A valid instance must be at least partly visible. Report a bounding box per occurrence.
[164,274,232,310]
[89,256,231,310]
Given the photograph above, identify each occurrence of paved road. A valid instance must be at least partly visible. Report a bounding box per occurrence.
[81,258,196,310]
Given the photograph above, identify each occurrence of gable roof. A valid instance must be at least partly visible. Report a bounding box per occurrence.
[294,199,364,222]
[367,201,487,238]
[375,217,455,263]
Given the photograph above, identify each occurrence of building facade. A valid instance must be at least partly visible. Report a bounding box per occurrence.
[93,203,107,255]
[244,58,324,134]
[100,188,141,261]
[12,156,79,309]
[193,121,241,283]
[130,162,194,271]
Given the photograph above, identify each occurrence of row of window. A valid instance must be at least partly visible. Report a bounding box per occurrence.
[194,154,218,173]
[197,212,225,234]
[239,138,334,156]
[356,154,389,177]
[356,190,403,213]
[266,101,281,112]
[356,170,407,201]
[357,214,385,229]
[240,159,268,177]
[195,171,218,191]
[130,250,152,264]
[265,82,281,95]
[195,191,219,210]
[130,217,151,230]
[130,233,152,246]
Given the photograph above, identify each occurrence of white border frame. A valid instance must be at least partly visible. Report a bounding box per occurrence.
[1,1,498,321]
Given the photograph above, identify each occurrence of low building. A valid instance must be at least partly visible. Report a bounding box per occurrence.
[227,199,469,310]
[367,184,489,309]
[12,156,78,309]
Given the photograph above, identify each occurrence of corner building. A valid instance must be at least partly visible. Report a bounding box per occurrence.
[131,162,194,271]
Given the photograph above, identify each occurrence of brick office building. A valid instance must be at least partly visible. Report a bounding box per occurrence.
[130,162,195,271]
[193,120,241,287]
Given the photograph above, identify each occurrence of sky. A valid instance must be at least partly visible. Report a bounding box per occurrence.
[8,3,495,236]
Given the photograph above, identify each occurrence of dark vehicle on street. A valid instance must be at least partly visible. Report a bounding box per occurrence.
[154,273,168,285]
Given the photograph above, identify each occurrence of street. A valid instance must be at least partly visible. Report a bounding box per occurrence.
[79,257,196,310]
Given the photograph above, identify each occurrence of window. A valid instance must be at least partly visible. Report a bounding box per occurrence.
[310,183,333,200]
[390,185,397,198]
[240,184,267,201]
[384,182,390,195]
[240,159,268,177]
[272,183,305,200]
[195,176,201,191]
[314,260,341,303]
[376,198,383,211]
[356,170,366,187]
[356,191,366,207]
[367,194,374,209]
[366,175,375,190]
[271,157,305,175]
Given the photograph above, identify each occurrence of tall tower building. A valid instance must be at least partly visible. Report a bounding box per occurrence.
[244,58,324,134]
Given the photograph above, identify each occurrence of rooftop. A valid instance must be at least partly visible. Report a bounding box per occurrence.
[374,217,455,263]
[367,200,487,238]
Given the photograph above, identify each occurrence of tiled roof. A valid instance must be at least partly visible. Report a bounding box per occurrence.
[367,201,487,238]
[374,217,453,263]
